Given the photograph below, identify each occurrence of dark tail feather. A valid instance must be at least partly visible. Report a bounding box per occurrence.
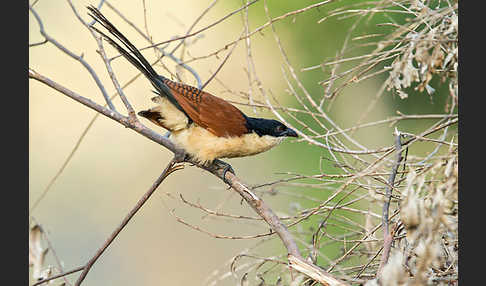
[90,25,153,79]
[87,5,190,116]
[87,6,157,78]
[138,110,162,121]
[87,6,175,97]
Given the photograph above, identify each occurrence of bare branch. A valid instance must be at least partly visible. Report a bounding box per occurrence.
[74,159,183,285]
[29,5,116,111]
[377,130,403,274]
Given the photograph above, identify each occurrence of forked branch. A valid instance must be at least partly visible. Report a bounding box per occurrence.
[32,159,183,286]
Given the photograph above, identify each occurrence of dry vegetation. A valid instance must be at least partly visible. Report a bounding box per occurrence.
[29,0,458,285]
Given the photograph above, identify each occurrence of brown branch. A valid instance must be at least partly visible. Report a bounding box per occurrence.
[93,33,137,119]
[32,266,84,286]
[73,160,182,285]
[377,130,403,275]
[29,38,48,47]
[28,68,179,153]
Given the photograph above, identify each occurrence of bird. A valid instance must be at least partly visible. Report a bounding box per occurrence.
[87,6,298,176]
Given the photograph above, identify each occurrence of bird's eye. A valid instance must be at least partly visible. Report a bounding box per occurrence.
[275,125,285,133]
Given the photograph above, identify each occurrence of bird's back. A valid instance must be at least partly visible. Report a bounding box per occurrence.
[161,78,249,138]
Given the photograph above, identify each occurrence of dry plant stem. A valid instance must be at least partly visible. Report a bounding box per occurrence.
[170,209,273,240]
[85,6,139,115]
[94,34,137,118]
[30,218,71,286]
[377,132,403,275]
[288,255,347,286]
[242,0,257,114]
[355,245,384,278]
[32,266,85,286]
[74,159,180,285]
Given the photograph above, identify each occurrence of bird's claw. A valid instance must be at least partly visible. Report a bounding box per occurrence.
[214,159,235,186]
[173,150,187,163]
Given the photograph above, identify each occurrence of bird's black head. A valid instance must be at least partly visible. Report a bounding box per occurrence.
[245,117,298,138]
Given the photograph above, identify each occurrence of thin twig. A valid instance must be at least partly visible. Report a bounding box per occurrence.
[179,0,335,66]
[67,0,137,118]
[74,159,182,285]
[241,0,257,114]
[200,28,245,91]
[377,130,403,275]
[93,32,137,118]
[139,0,261,52]
[29,5,116,111]
[32,266,84,286]
[29,38,48,47]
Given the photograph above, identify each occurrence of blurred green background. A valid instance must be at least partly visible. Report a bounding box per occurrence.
[29,0,456,285]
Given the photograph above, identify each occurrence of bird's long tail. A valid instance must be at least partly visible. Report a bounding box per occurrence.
[87,6,183,110]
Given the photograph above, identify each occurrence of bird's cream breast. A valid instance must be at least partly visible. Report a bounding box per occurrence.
[170,125,283,164]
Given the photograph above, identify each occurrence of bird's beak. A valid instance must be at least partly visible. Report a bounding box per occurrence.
[284,128,298,138]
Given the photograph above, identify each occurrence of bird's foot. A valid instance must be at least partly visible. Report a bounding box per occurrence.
[173,149,188,163]
[214,159,235,186]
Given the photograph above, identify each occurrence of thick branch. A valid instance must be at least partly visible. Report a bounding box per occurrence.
[29,69,347,285]
[29,68,178,153]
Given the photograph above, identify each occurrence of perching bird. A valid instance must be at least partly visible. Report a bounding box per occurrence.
[88,6,298,171]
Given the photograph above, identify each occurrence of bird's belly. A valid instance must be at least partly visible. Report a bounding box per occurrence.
[171,125,283,164]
